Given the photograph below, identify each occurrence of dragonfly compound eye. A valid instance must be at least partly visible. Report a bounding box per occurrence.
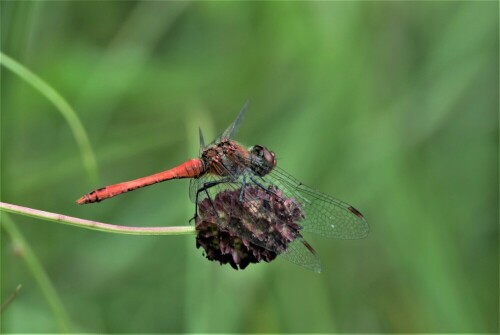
[250,145,276,176]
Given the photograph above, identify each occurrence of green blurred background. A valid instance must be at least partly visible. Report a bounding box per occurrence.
[1,1,498,333]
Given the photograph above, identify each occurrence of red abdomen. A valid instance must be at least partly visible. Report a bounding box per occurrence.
[77,158,205,204]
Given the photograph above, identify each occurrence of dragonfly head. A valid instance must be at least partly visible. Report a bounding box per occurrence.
[249,145,276,176]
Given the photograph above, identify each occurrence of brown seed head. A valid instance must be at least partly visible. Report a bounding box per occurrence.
[195,185,305,270]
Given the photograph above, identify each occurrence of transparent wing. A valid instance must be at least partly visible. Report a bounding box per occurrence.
[257,166,369,239]
[281,238,322,273]
[213,101,249,144]
[198,127,206,155]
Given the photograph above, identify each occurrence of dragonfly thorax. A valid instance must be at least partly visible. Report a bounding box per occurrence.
[201,140,251,177]
[200,140,276,179]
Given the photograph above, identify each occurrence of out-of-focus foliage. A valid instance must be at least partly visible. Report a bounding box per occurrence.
[1,1,498,333]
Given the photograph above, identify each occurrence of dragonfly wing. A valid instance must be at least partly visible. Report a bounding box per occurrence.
[260,167,369,239]
[215,101,249,143]
[280,238,322,273]
[189,177,201,203]
[198,127,206,155]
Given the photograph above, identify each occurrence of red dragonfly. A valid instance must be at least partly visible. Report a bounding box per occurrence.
[78,103,368,272]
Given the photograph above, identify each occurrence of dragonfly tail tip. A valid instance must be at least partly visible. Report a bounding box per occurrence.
[76,196,87,205]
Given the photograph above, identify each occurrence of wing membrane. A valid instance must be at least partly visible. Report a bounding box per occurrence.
[255,166,369,239]
[281,238,322,273]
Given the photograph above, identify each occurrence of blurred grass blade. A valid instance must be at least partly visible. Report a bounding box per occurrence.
[75,1,190,137]
[0,284,22,313]
[1,214,72,333]
[0,51,99,185]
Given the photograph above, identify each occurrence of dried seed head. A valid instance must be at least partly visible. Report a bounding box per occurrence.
[195,185,305,270]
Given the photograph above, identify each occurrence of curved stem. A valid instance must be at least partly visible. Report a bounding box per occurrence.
[0,202,196,235]
[0,51,99,185]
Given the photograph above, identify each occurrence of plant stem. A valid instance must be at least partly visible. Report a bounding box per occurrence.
[0,202,196,235]
[0,51,99,185]
[1,215,72,332]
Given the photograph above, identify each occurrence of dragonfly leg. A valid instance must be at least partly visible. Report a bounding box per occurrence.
[189,177,232,223]
[237,174,271,202]
[239,176,247,202]
[248,175,280,198]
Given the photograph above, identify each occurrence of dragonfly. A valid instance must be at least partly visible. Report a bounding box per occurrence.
[77,102,369,272]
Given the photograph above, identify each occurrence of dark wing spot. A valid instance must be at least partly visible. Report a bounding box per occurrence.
[302,240,317,255]
[348,206,364,219]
